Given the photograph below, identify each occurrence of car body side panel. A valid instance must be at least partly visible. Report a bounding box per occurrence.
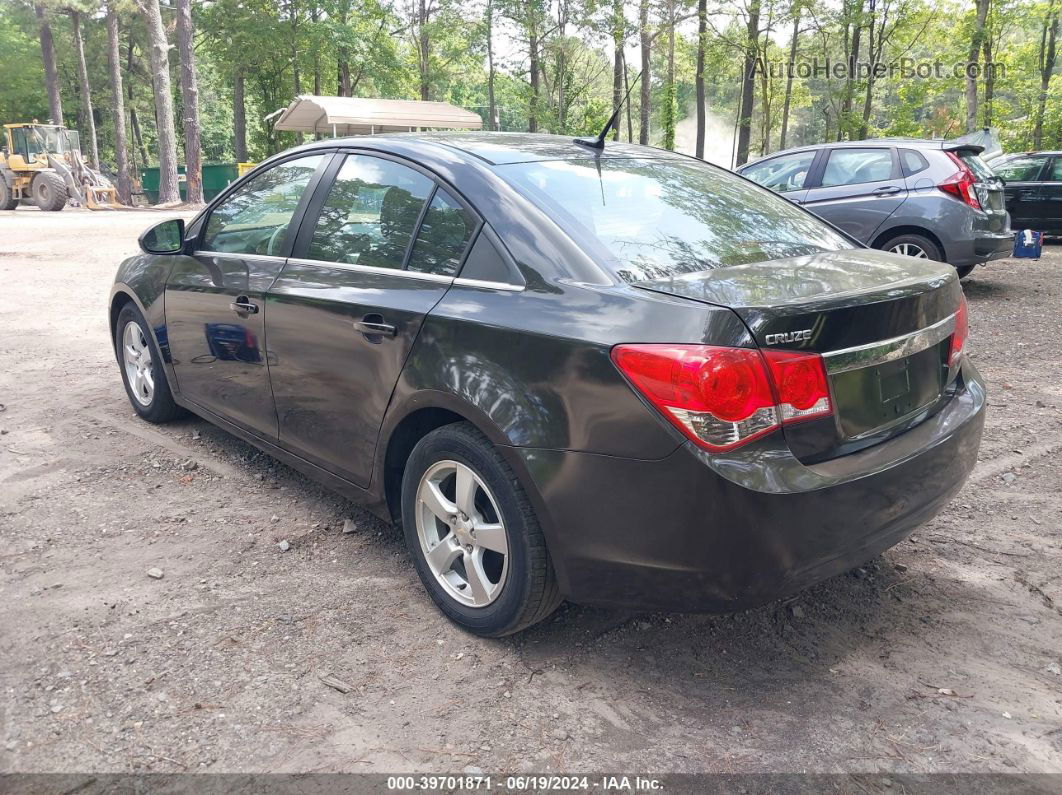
[110,253,180,394]
[387,281,753,459]
[873,192,1011,266]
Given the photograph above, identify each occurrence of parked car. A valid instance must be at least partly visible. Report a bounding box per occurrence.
[738,139,1012,278]
[111,133,985,636]
[989,151,1062,234]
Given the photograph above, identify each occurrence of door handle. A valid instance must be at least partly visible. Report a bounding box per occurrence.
[1019,189,1038,199]
[353,315,397,339]
[230,296,258,315]
[872,186,902,195]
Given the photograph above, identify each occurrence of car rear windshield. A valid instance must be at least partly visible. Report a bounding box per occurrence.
[955,150,997,181]
[498,157,852,283]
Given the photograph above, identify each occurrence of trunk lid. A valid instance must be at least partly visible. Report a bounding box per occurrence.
[633,248,963,462]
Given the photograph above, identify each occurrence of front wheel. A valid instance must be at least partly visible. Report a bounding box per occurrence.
[0,178,18,210]
[32,172,68,211]
[401,422,563,636]
[114,303,184,423]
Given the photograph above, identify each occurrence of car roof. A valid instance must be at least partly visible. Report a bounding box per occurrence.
[740,138,963,170]
[283,131,688,166]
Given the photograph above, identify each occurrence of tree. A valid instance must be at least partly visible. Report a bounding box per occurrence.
[778,4,801,149]
[694,0,707,156]
[105,2,130,203]
[34,4,63,125]
[137,0,179,203]
[176,0,203,204]
[68,8,99,169]
[487,0,497,129]
[735,0,761,164]
[638,0,651,143]
[1034,0,1059,147]
[965,0,991,132]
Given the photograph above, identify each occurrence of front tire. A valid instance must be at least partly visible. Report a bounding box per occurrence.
[880,233,942,261]
[114,303,183,423]
[401,422,563,637]
[32,172,67,211]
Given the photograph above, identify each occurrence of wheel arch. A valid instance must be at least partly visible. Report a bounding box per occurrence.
[871,225,947,260]
[109,284,180,396]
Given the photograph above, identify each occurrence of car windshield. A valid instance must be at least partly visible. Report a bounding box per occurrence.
[499,157,853,283]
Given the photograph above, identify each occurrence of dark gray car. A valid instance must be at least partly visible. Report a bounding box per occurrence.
[111,133,985,636]
[738,139,1012,278]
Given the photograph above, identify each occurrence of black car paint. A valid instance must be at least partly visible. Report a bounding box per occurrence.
[111,133,985,611]
[997,151,1062,233]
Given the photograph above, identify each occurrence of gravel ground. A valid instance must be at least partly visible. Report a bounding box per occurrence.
[1,207,1061,775]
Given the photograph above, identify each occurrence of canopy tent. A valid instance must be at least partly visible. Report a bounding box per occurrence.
[270,95,483,136]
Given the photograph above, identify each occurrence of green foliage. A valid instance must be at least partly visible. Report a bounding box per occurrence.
[3,0,1061,178]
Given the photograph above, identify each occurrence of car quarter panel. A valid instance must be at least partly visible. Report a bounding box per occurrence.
[110,253,180,392]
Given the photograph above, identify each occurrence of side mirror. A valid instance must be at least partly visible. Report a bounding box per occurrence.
[139,218,186,255]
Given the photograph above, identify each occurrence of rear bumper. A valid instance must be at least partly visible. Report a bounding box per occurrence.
[518,360,986,612]
[949,228,1012,267]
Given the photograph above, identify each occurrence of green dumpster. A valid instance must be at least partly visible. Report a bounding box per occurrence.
[141,163,239,204]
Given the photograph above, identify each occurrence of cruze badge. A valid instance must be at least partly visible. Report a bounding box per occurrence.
[765,329,812,345]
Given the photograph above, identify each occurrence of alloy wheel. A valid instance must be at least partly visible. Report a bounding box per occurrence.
[122,321,154,407]
[889,242,928,258]
[414,459,509,607]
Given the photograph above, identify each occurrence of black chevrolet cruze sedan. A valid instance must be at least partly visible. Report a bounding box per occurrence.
[111,133,985,636]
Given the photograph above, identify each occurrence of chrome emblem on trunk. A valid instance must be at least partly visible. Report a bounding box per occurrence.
[765,329,812,345]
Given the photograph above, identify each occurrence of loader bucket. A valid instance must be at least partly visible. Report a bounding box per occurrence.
[84,185,121,210]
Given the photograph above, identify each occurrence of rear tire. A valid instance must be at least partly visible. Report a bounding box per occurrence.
[955,265,976,279]
[0,179,18,210]
[401,422,563,637]
[32,172,67,211]
[880,233,942,262]
[114,303,184,423]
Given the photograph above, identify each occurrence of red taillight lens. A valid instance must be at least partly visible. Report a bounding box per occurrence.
[938,153,982,210]
[949,294,968,366]
[762,350,833,423]
[611,344,832,452]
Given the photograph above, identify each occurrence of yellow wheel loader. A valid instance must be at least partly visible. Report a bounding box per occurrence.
[0,122,122,211]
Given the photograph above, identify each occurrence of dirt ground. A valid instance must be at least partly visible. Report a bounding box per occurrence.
[1,207,1061,777]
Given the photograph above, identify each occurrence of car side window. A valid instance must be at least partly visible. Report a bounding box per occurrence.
[741,151,815,193]
[202,155,324,256]
[406,189,478,276]
[994,155,1048,182]
[899,149,929,177]
[307,154,433,269]
[1048,159,1062,181]
[819,148,894,187]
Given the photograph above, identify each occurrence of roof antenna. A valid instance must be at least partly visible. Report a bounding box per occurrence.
[574,70,643,151]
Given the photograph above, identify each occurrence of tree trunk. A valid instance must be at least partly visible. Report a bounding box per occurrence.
[695,0,707,157]
[638,0,650,145]
[623,49,634,141]
[982,34,995,127]
[419,0,430,100]
[487,0,497,130]
[139,0,180,204]
[1034,2,1059,149]
[310,3,321,96]
[663,2,676,150]
[735,0,760,166]
[529,30,540,132]
[126,34,148,173]
[839,0,864,140]
[779,11,799,150]
[858,0,877,140]
[613,0,625,141]
[176,0,203,204]
[233,70,247,160]
[965,0,991,133]
[105,6,131,204]
[35,4,63,125]
[69,10,99,170]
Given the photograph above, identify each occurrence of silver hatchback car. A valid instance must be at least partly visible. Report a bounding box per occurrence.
[738,139,1012,278]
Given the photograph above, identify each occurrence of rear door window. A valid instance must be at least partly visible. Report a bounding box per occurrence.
[1048,158,1062,181]
[306,154,433,269]
[741,151,816,193]
[993,155,1048,182]
[406,189,478,276]
[819,148,894,187]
